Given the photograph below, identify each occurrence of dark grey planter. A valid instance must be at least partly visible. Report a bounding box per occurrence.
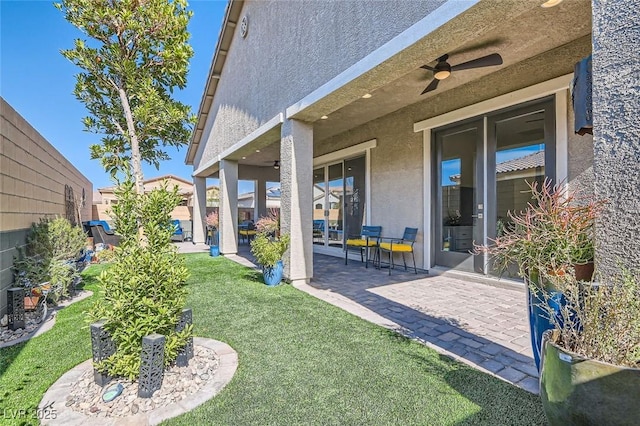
[540,331,640,425]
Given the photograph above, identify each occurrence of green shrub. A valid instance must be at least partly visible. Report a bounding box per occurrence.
[48,260,79,302]
[13,216,86,300]
[95,247,116,263]
[88,180,191,380]
[26,216,87,261]
[250,232,290,268]
[548,269,640,367]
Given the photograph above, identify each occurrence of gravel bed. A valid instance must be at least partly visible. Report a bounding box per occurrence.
[65,345,219,418]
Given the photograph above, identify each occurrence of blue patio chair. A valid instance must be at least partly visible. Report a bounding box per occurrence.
[313,219,325,239]
[378,227,418,275]
[345,225,382,268]
[171,219,184,242]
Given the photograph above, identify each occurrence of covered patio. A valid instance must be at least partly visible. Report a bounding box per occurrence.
[177,241,538,394]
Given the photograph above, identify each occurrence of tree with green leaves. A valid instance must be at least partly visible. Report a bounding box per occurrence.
[57,0,195,379]
[56,0,195,193]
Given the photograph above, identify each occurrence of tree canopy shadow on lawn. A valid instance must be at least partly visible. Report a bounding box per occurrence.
[169,253,546,426]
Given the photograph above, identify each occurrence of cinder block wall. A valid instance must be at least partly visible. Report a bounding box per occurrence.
[0,97,93,317]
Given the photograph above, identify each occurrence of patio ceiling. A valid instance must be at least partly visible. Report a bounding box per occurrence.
[309,0,592,142]
[202,0,592,170]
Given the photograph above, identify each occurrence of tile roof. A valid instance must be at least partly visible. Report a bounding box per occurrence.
[496,150,545,174]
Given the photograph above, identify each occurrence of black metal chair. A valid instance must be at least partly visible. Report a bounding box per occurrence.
[345,225,382,268]
[378,227,418,275]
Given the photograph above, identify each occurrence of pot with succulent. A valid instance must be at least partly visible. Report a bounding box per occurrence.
[251,212,289,286]
[475,178,605,372]
[538,267,640,425]
[205,211,219,256]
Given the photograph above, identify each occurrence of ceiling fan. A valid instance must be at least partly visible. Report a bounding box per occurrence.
[420,53,503,94]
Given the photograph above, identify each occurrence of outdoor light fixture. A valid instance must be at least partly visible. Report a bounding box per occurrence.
[433,61,452,80]
[273,160,280,169]
[541,0,563,7]
[241,156,246,159]
[362,93,372,99]
[320,115,328,120]
[255,149,260,152]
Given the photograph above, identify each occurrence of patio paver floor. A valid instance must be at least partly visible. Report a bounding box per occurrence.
[177,242,538,394]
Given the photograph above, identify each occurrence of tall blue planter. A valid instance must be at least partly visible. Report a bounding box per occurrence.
[527,286,566,372]
[263,260,284,286]
[210,245,220,257]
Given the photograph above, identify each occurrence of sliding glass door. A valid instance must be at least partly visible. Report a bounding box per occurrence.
[313,155,366,253]
[434,120,484,272]
[432,97,555,274]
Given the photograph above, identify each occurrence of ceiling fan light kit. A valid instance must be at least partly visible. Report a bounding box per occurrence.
[273,160,280,169]
[420,52,503,94]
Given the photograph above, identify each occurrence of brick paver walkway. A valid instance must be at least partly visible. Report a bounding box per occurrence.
[309,254,539,393]
[180,243,539,394]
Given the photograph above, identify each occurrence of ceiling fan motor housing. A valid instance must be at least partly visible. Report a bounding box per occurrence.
[434,61,452,80]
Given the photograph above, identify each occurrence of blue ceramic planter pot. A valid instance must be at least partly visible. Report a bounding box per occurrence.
[527,286,567,372]
[263,260,284,286]
[209,245,220,257]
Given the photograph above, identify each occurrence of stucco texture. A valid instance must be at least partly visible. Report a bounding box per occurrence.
[591,0,640,276]
[194,0,445,168]
[317,38,593,269]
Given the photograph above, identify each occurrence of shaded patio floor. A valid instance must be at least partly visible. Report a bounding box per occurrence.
[176,241,538,393]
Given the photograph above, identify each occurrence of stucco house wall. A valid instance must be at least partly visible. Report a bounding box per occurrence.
[0,97,93,317]
[313,35,592,268]
[194,0,445,169]
[189,0,611,279]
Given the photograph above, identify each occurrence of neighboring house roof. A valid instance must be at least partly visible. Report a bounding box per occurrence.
[266,186,280,198]
[92,191,102,204]
[98,174,193,194]
[496,151,545,174]
[449,151,544,181]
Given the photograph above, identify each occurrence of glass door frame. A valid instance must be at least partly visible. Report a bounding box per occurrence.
[431,96,556,274]
[312,155,371,258]
[432,118,485,272]
[485,98,556,244]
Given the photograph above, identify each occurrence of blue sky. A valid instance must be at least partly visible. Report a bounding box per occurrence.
[1,0,228,190]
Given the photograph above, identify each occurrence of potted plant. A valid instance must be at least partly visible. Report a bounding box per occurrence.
[538,269,640,425]
[475,178,605,371]
[205,211,219,256]
[255,209,280,236]
[250,230,290,286]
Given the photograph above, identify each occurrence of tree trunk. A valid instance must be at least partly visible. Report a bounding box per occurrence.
[118,88,144,195]
[118,87,146,243]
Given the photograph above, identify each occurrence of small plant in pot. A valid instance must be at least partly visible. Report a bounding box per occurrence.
[475,178,606,371]
[205,211,219,256]
[250,231,290,286]
[538,268,640,425]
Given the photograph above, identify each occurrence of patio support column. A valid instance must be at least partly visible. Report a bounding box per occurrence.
[192,176,207,244]
[256,177,267,219]
[280,119,313,283]
[591,0,640,277]
[219,159,239,255]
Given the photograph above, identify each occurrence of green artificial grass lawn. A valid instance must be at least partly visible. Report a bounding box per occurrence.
[0,265,105,426]
[0,254,546,425]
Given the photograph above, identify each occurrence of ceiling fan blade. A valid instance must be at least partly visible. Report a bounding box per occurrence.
[420,64,435,71]
[421,78,439,95]
[451,53,503,71]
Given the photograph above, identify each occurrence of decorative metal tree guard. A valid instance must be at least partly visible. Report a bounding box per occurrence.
[138,333,166,398]
[7,288,25,331]
[90,320,116,386]
[176,308,194,367]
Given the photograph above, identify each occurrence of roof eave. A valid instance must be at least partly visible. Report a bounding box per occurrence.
[185,0,245,166]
